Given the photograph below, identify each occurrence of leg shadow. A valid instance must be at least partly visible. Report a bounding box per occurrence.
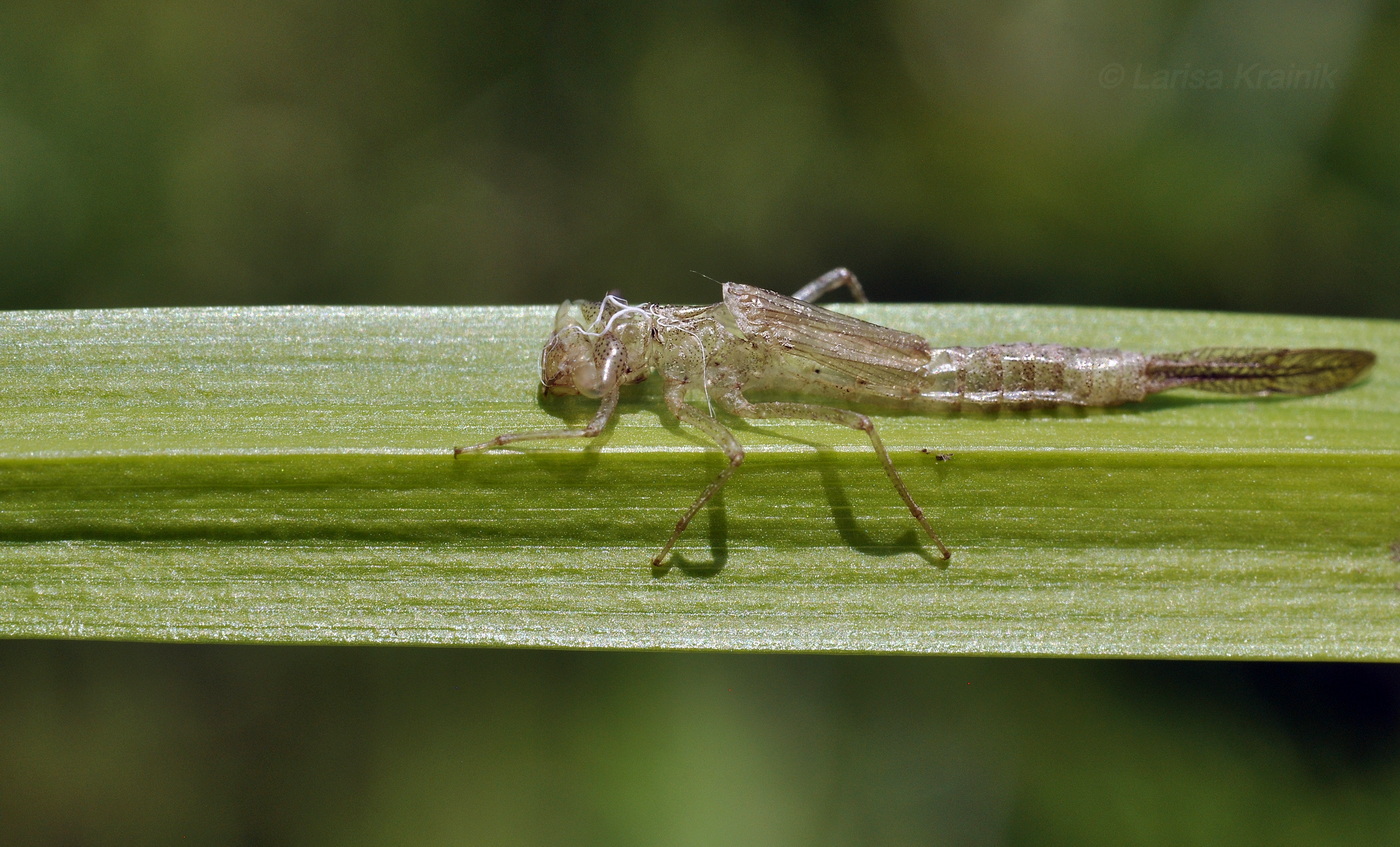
[810,445,945,566]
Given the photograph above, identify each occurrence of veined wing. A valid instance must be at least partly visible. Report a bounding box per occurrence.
[723,283,933,378]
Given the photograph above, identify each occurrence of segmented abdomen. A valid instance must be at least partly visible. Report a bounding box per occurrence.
[920,344,1149,409]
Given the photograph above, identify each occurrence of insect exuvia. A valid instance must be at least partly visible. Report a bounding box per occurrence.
[456,268,1377,570]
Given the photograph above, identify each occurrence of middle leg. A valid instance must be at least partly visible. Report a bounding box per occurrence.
[654,380,747,568]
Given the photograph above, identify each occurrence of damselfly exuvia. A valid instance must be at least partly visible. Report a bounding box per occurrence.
[457,268,1376,569]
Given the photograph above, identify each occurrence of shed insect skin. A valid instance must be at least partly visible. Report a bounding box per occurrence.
[455,268,1377,571]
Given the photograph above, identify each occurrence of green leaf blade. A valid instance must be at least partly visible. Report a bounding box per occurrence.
[0,303,1396,658]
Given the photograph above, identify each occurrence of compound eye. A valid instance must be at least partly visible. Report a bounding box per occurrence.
[539,328,596,396]
[552,300,588,332]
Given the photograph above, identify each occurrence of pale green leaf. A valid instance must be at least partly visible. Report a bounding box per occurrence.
[1,303,1396,658]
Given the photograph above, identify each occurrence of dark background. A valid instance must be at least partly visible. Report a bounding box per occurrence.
[1,2,1397,843]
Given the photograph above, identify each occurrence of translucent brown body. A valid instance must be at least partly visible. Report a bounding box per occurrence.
[721,282,1374,410]
[751,341,1154,410]
[458,268,1377,570]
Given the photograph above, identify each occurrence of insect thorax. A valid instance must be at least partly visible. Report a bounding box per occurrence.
[644,303,753,386]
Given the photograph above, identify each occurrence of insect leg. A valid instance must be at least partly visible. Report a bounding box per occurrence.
[718,392,951,560]
[653,379,746,568]
[453,340,624,454]
[453,389,618,454]
[790,267,870,304]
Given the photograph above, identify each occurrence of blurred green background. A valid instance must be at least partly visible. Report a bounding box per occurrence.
[1,1,1398,843]
[1,0,1397,316]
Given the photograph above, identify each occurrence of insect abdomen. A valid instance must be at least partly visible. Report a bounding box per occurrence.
[920,344,1149,409]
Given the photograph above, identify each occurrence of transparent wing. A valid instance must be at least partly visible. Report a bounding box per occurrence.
[723,283,932,376]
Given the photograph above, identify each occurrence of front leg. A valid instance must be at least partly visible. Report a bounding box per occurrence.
[717,390,950,560]
[453,386,618,454]
[454,337,624,454]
